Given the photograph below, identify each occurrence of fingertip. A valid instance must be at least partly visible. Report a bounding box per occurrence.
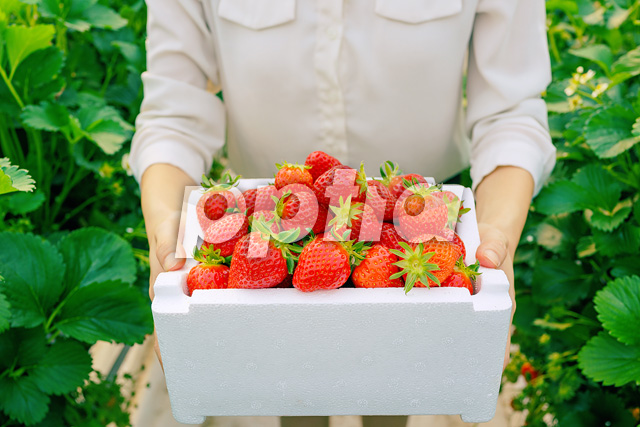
[477,248,501,268]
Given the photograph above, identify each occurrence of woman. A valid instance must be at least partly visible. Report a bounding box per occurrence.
[130,1,555,426]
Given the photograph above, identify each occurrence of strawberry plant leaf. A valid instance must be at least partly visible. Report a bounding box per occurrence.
[0,375,50,425]
[6,190,45,214]
[0,289,9,334]
[12,46,64,92]
[578,331,640,386]
[0,233,65,328]
[55,280,152,345]
[592,224,640,257]
[75,106,132,154]
[611,46,640,84]
[77,3,127,30]
[21,101,71,132]
[534,181,589,215]
[594,276,640,345]
[583,106,640,158]
[0,158,35,194]
[568,44,613,75]
[30,340,92,395]
[4,24,55,76]
[532,260,588,306]
[572,164,623,211]
[0,327,47,371]
[57,227,136,295]
[585,198,632,231]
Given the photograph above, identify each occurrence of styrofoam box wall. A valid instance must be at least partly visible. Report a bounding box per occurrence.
[152,179,512,424]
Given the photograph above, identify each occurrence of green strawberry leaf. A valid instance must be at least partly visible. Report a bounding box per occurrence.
[21,102,71,132]
[0,326,47,371]
[534,181,590,215]
[585,198,632,231]
[578,331,640,387]
[29,340,92,395]
[611,46,640,85]
[75,106,132,154]
[583,106,640,159]
[592,224,640,257]
[0,158,35,194]
[54,280,153,345]
[57,227,136,295]
[568,44,613,75]
[0,375,50,425]
[12,46,64,92]
[0,289,10,334]
[4,24,55,77]
[5,190,45,214]
[572,164,622,212]
[76,3,127,30]
[594,276,640,345]
[532,260,588,306]
[0,233,65,328]
[554,367,584,402]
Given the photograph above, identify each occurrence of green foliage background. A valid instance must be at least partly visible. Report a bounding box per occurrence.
[0,0,638,425]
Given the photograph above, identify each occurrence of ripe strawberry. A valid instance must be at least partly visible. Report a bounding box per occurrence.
[186,246,229,296]
[327,196,381,242]
[305,151,341,182]
[313,165,358,207]
[432,190,466,230]
[275,185,318,238]
[352,244,403,288]
[379,160,428,200]
[196,174,243,231]
[366,180,396,221]
[312,204,329,235]
[440,258,479,294]
[243,188,257,217]
[275,162,313,189]
[390,238,462,293]
[202,212,248,257]
[293,235,368,292]
[379,222,408,251]
[254,185,279,212]
[394,185,448,242]
[521,362,539,382]
[450,232,466,259]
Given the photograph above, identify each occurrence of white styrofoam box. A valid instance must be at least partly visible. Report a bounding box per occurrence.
[153,179,512,424]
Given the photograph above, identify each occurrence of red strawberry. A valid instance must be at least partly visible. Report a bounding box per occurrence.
[305,151,341,182]
[366,180,396,221]
[521,362,539,382]
[313,165,359,207]
[379,161,429,200]
[275,185,318,238]
[352,244,404,288]
[379,222,408,252]
[450,232,466,259]
[254,185,279,212]
[432,190,464,231]
[440,258,479,294]
[390,238,462,293]
[394,185,448,242]
[196,174,243,231]
[293,235,368,292]
[275,162,313,189]
[243,188,257,217]
[186,246,229,296]
[228,229,299,288]
[327,196,381,242]
[312,204,329,235]
[202,212,249,257]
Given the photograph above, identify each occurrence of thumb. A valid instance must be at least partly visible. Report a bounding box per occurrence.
[154,215,186,272]
[476,225,509,269]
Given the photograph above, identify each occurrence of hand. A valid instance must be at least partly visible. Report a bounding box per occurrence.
[141,164,196,368]
[476,223,516,371]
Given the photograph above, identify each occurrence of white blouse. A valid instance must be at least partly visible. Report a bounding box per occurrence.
[130,0,556,194]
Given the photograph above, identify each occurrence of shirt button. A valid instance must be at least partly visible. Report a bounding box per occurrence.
[326,26,339,40]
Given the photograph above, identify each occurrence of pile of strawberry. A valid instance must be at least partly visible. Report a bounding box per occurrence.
[186,152,480,296]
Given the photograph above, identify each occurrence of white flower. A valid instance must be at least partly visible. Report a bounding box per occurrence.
[591,83,609,97]
[579,69,596,84]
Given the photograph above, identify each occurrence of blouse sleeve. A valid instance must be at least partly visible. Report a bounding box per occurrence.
[466,0,556,195]
[129,0,225,184]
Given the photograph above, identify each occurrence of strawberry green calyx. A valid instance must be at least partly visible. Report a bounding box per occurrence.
[379,160,401,187]
[456,258,481,281]
[275,161,311,171]
[252,215,302,274]
[201,172,241,192]
[403,179,438,196]
[328,195,359,234]
[389,242,440,294]
[354,162,369,196]
[193,245,226,265]
[344,239,371,267]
